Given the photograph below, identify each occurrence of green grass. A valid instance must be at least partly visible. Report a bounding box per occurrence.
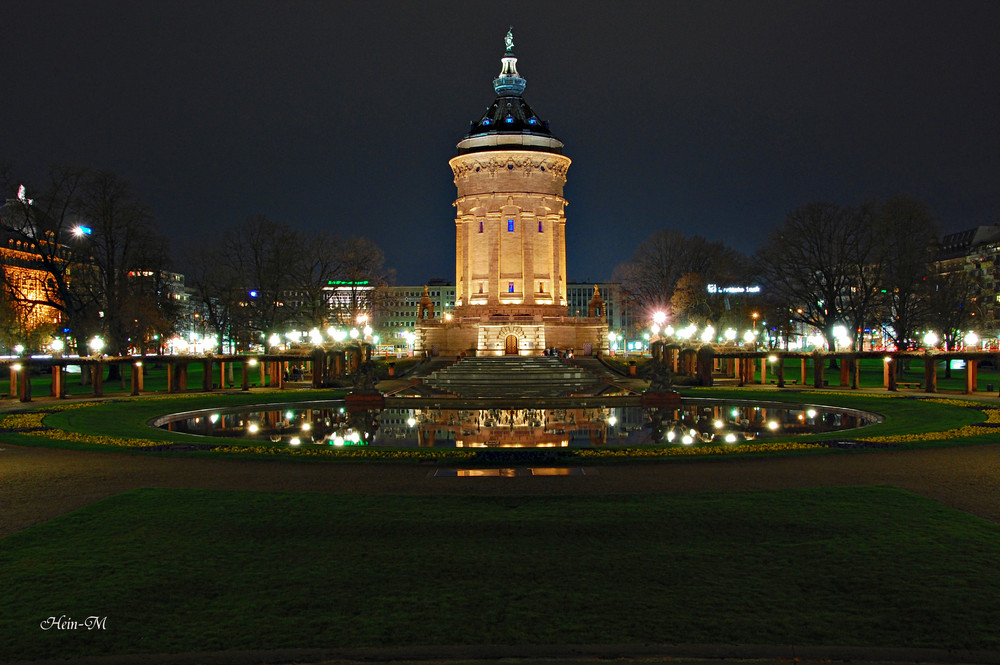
[2,487,1000,660]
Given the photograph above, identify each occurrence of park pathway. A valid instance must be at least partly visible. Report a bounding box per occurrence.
[3,442,1000,538]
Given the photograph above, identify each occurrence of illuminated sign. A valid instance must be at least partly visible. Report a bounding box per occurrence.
[707,284,761,294]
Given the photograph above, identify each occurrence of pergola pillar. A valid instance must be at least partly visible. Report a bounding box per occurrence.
[51,366,65,398]
[776,356,785,388]
[17,366,31,402]
[312,349,326,388]
[202,359,213,391]
[758,357,767,385]
[92,361,104,397]
[883,357,897,391]
[812,352,824,389]
[924,358,937,393]
[696,346,714,386]
[800,357,808,385]
[966,359,978,394]
[130,361,142,396]
[166,362,188,393]
[241,360,251,391]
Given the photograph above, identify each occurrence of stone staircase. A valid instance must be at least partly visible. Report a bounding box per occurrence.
[421,356,605,398]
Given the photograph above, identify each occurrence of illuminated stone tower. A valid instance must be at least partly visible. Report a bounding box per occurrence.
[450,30,570,318]
[416,30,606,357]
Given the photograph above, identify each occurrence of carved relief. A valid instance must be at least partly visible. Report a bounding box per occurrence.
[451,156,569,180]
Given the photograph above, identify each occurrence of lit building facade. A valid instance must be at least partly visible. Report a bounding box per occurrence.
[0,232,63,332]
[936,225,1000,326]
[415,31,608,356]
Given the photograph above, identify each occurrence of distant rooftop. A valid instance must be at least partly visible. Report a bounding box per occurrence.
[939,225,1000,260]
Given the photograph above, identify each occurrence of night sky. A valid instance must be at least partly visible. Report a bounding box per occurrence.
[4,1,999,284]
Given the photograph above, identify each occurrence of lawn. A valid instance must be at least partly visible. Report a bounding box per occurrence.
[2,487,999,661]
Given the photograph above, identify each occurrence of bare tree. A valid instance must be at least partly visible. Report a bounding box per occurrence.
[613,230,745,322]
[76,170,171,363]
[224,216,299,345]
[183,240,245,353]
[927,272,981,350]
[756,202,882,350]
[876,196,939,350]
[286,230,346,329]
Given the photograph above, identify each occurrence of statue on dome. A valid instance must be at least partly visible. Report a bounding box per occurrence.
[505,27,514,52]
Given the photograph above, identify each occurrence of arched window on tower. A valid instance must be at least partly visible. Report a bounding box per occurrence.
[479,221,483,233]
[538,221,543,232]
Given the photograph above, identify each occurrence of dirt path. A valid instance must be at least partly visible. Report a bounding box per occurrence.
[4,441,1000,538]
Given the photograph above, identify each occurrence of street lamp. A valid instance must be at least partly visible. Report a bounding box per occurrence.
[89,337,104,355]
[923,331,939,348]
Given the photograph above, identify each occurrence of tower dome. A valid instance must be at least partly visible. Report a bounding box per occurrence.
[457,28,564,155]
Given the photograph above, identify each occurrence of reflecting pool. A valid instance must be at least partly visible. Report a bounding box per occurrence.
[155,398,880,449]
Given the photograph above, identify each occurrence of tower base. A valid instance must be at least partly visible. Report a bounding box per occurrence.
[415,315,608,357]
